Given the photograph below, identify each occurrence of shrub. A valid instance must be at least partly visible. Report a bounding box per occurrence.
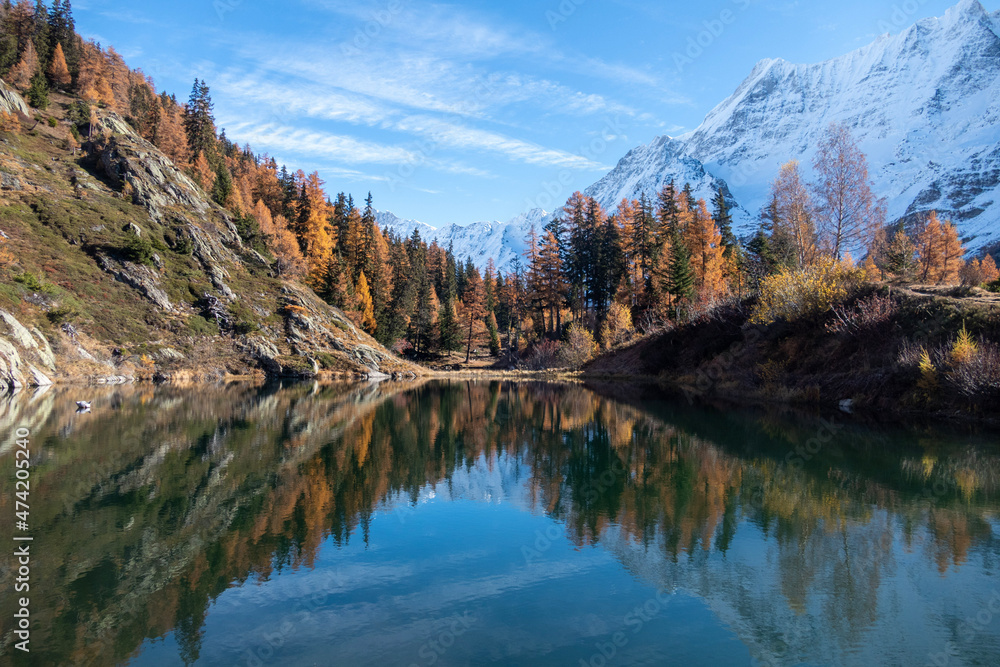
[525,339,561,370]
[13,272,58,295]
[66,100,91,127]
[751,257,869,325]
[944,341,1000,403]
[827,292,898,339]
[46,306,77,325]
[46,116,57,128]
[558,325,598,369]
[233,321,260,336]
[951,325,978,366]
[315,352,338,369]
[121,236,155,266]
[0,111,18,133]
[186,314,220,336]
[172,233,194,255]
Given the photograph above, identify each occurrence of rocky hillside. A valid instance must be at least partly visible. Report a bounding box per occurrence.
[0,79,418,390]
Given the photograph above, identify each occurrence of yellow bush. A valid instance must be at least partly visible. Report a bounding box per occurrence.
[558,325,597,369]
[917,348,938,396]
[950,324,978,366]
[751,256,868,325]
[0,111,19,133]
[600,302,635,349]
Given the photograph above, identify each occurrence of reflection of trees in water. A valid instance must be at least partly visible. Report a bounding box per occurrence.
[1,381,999,665]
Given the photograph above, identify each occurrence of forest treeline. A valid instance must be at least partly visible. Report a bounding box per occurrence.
[2,0,997,368]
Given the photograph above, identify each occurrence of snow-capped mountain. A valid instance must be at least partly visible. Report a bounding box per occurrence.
[583,135,753,229]
[378,0,1000,265]
[376,208,553,273]
[682,0,1000,249]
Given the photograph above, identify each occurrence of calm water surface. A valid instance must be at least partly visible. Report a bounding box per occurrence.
[1,380,1000,666]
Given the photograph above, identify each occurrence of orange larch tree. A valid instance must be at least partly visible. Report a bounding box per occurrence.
[683,199,727,300]
[47,42,71,88]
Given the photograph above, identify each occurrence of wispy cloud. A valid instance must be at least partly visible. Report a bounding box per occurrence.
[215,71,610,170]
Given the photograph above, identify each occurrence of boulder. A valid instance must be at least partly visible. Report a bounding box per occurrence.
[96,254,173,311]
[0,78,29,116]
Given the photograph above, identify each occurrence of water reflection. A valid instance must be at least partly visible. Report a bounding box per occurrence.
[1,381,999,665]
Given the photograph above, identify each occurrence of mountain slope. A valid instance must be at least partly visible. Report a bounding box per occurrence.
[684,0,1000,248]
[0,81,416,389]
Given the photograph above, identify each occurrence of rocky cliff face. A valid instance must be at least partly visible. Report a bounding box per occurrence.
[0,85,417,389]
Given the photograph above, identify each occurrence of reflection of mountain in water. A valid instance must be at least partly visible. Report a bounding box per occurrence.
[1,381,999,665]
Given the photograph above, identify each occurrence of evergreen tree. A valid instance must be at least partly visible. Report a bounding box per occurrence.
[31,0,49,68]
[26,69,47,108]
[411,272,438,356]
[883,223,917,279]
[438,296,462,355]
[656,180,679,240]
[486,310,501,357]
[668,235,695,312]
[211,161,233,207]
[183,78,215,160]
[712,186,737,258]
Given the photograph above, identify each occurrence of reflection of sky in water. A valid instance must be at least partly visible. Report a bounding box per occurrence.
[132,503,750,665]
[129,452,753,666]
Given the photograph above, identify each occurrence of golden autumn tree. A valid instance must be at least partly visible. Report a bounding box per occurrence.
[252,199,306,278]
[7,38,38,91]
[960,255,999,286]
[683,199,727,300]
[615,198,645,307]
[47,42,71,88]
[190,152,215,192]
[356,271,376,333]
[536,230,565,334]
[76,41,115,106]
[462,266,485,363]
[918,212,965,284]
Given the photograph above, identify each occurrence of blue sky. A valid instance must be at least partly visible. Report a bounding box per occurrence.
[74,0,994,226]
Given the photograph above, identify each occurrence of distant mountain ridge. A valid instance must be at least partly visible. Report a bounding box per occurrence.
[380,0,1000,269]
[375,208,554,273]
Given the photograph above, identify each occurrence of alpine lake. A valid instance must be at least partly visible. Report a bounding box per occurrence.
[2,379,1000,666]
